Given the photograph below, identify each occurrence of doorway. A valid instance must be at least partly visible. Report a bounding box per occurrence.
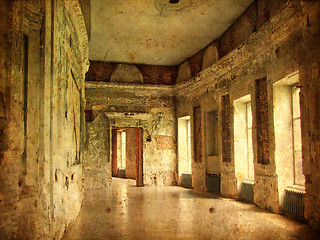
[178,116,192,188]
[112,127,143,187]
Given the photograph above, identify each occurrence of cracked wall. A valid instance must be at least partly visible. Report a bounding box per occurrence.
[176,0,320,230]
[0,0,89,239]
[86,61,178,85]
[85,83,177,186]
[84,113,111,189]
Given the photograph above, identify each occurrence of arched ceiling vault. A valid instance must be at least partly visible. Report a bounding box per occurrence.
[89,0,254,66]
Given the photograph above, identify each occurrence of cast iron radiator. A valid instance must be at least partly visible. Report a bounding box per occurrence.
[206,173,220,194]
[284,188,305,219]
[118,169,126,178]
[239,181,254,203]
[180,173,192,189]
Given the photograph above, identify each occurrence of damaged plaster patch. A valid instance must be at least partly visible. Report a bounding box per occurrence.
[84,113,111,189]
[155,136,175,150]
[110,64,143,84]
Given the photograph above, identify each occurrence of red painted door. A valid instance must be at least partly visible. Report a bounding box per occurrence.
[135,128,143,186]
[112,129,118,177]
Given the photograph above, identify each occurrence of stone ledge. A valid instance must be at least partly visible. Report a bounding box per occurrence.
[174,1,298,99]
[86,81,175,97]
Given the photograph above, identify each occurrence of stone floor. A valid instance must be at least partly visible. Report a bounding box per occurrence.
[62,178,319,240]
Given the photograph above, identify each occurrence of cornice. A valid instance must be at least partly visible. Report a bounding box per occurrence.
[86,81,175,98]
[174,1,299,99]
[86,1,302,101]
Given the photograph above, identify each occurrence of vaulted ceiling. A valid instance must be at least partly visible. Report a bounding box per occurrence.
[89,0,254,66]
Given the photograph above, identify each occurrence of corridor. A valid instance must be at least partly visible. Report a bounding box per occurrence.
[62,178,319,240]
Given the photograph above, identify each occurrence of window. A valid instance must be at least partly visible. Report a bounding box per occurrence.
[121,130,126,168]
[234,95,254,182]
[187,119,192,165]
[178,116,192,174]
[246,102,254,179]
[292,86,303,186]
[273,71,304,204]
[117,130,126,169]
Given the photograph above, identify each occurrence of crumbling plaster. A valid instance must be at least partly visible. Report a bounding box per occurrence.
[86,82,177,186]
[175,0,320,230]
[84,113,111,189]
[0,0,89,239]
[89,0,254,65]
[83,0,320,232]
[1,0,320,238]
[86,61,178,85]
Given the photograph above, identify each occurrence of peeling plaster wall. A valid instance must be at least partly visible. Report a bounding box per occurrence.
[110,64,143,84]
[84,113,111,189]
[86,61,178,85]
[179,0,288,80]
[50,1,88,238]
[176,0,320,230]
[136,64,178,85]
[0,0,89,239]
[126,128,137,180]
[79,0,91,39]
[85,83,177,186]
[0,1,17,238]
[89,0,254,66]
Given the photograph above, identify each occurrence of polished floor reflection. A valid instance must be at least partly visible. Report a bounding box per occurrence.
[62,178,319,240]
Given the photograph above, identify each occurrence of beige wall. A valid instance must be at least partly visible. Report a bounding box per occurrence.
[85,83,177,186]
[176,0,320,230]
[126,128,137,180]
[0,0,89,239]
[84,113,111,189]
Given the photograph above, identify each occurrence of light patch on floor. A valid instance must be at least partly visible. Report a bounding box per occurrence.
[62,178,319,240]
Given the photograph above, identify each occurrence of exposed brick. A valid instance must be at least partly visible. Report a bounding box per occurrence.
[183,0,288,78]
[86,61,178,85]
[193,106,202,162]
[136,64,178,85]
[155,135,175,150]
[221,94,231,162]
[255,77,270,165]
[85,61,117,81]
[188,50,204,77]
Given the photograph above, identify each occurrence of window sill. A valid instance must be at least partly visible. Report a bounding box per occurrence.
[286,185,305,193]
[243,178,254,184]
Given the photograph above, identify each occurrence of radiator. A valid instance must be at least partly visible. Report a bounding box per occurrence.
[118,169,126,178]
[284,188,305,219]
[206,173,220,194]
[239,181,254,203]
[181,173,192,189]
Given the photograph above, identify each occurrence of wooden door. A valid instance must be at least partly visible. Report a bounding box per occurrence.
[135,128,143,186]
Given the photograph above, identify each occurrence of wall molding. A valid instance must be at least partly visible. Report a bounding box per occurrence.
[86,81,175,98]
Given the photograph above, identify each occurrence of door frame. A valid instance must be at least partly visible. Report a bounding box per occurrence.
[135,128,143,187]
[111,127,144,186]
[111,129,118,177]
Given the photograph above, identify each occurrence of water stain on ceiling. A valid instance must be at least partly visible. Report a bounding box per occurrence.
[89,0,254,66]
